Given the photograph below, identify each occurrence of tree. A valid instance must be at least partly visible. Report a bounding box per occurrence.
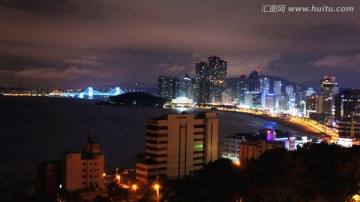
[169,144,360,202]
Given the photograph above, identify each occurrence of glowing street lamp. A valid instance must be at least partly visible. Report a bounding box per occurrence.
[116,174,121,184]
[153,184,160,202]
[132,184,138,198]
[234,160,241,166]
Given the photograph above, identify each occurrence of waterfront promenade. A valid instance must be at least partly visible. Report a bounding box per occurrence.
[196,106,335,142]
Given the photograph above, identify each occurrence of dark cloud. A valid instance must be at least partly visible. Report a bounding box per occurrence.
[310,54,360,68]
[0,0,359,88]
[0,0,70,16]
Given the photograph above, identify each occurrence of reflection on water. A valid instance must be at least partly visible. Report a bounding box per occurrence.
[0,96,314,190]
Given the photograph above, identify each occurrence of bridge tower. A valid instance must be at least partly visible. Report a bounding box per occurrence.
[115,87,121,95]
[88,87,93,99]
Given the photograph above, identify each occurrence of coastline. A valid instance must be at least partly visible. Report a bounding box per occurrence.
[207,108,329,141]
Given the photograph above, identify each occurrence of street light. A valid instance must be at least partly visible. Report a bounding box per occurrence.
[132,184,138,199]
[116,174,121,184]
[153,183,160,202]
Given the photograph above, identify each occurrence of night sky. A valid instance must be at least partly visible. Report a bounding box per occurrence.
[0,0,359,89]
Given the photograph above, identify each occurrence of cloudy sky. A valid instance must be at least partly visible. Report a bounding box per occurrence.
[0,0,359,89]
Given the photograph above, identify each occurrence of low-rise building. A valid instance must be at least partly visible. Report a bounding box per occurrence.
[61,135,105,191]
[239,139,285,163]
[238,129,297,164]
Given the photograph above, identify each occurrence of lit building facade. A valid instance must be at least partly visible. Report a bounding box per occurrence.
[222,134,247,163]
[208,56,227,103]
[306,95,317,111]
[278,94,289,112]
[285,85,295,111]
[265,94,276,110]
[158,76,181,99]
[194,56,227,104]
[61,135,105,191]
[319,76,338,116]
[335,88,360,137]
[260,77,270,94]
[317,95,332,115]
[136,112,218,185]
[273,80,282,95]
[180,74,194,99]
[239,130,296,164]
[244,92,261,109]
[222,88,233,105]
[320,76,336,95]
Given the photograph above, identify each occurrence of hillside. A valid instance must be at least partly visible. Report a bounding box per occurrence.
[100,92,170,107]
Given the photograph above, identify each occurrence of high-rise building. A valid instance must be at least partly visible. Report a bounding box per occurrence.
[61,135,105,191]
[136,112,218,185]
[158,76,181,99]
[194,56,227,104]
[320,76,336,95]
[318,76,338,116]
[317,95,332,115]
[335,89,360,137]
[335,89,360,121]
[195,62,211,104]
[278,94,289,112]
[285,85,294,98]
[180,74,193,99]
[306,95,317,111]
[237,74,247,105]
[265,94,276,110]
[222,88,232,104]
[208,56,227,103]
[244,92,261,109]
[208,56,227,82]
[273,80,282,95]
[260,77,270,94]
[285,85,295,111]
[249,71,260,92]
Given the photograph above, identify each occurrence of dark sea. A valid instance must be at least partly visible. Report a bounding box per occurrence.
[0,96,315,195]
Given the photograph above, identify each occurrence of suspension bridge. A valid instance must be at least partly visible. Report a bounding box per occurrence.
[49,87,124,99]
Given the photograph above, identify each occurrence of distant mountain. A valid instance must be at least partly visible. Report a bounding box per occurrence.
[100,92,170,107]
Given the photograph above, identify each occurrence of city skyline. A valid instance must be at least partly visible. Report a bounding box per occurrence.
[0,1,360,89]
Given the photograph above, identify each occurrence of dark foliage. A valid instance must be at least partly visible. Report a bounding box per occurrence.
[170,143,360,202]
